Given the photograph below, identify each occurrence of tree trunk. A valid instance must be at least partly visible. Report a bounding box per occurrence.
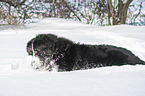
[107,0,118,25]
[118,0,133,24]
[107,2,111,25]
[119,8,127,24]
[107,0,133,25]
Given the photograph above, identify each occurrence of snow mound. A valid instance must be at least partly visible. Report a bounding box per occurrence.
[0,57,34,73]
[0,18,145,96]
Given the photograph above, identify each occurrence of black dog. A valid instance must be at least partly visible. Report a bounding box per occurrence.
[27,34,145,72]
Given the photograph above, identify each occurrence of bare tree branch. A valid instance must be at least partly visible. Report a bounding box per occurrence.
[0,0,27,7]
[61,0,81,22]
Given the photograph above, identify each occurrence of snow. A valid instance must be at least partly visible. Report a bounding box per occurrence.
[0,18,145,96]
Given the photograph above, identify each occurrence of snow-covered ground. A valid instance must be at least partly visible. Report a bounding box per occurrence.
[0,18,145,96]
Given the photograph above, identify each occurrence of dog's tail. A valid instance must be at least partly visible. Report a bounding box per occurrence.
[137,59,145,65]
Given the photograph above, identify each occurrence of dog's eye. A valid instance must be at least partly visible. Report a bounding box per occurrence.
[35,51,38,54]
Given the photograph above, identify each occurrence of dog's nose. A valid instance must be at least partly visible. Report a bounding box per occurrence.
[29,51,33,55]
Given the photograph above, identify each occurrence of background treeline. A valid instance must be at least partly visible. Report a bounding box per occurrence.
[0,0,144,26]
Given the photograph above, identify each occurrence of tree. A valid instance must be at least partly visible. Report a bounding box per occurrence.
[0,0,45,25]
[0,0,142,26]
[91,0,108,25]
[0,0,27,7]
[128,0,144,25]
[107,0,133,25]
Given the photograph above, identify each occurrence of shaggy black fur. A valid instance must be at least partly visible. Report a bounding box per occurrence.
[27,34,145,72]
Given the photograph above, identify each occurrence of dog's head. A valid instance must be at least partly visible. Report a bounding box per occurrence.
[27,34,74,71]
[27,34,58,61]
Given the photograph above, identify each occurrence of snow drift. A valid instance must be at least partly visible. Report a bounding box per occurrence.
[0,18,145,96]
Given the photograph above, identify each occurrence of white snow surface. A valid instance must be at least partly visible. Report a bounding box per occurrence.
[0,18,145,96]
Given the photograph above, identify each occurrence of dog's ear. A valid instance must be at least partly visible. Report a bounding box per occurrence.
[26,37,36,55]
[55,37,73,52]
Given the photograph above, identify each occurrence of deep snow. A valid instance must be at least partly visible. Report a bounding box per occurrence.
[0,18,145,96]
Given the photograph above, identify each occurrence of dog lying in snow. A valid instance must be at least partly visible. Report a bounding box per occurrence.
[27,34,145,72]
